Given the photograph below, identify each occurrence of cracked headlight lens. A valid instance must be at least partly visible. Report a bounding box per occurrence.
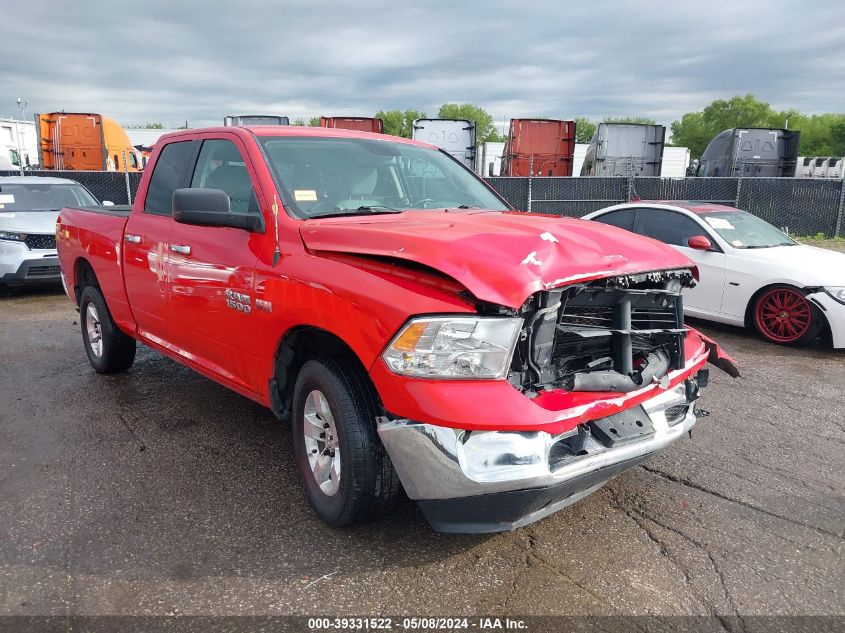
[823,287,845,305]
[383,316,522,379]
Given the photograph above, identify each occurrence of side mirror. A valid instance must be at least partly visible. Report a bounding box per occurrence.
[172,188,263,232]
[687,235,713,251]
[102,200,114,206]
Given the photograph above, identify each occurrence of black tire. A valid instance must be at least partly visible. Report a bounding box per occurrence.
[79,285,136,373]
[291,358,402,527]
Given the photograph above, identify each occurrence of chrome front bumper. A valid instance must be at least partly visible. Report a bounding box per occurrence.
[378,383,698,503]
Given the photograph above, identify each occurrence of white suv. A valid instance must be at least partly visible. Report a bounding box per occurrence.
[0,176,101,289]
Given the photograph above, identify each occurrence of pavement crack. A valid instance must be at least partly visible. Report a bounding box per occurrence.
[639,464,843,540]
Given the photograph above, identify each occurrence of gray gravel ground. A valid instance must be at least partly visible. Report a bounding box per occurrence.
[1,287,842,617]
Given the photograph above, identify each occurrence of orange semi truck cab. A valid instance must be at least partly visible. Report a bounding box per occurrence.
[36,112,142,172]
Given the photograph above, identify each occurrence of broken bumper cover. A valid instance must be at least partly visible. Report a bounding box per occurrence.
[808,290,845,349]
[377,383,700,533]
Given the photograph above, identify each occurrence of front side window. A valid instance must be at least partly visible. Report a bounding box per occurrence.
[144,140,194,215]
[633,208,705,247]
[259,136,509,218]
[699,210,795,249]
[190,139,258,214]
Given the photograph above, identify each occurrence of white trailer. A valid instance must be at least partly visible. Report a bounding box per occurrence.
[660,146,691,177]
[412,119,476,169]
[795,157,814,178]
[571,143,589,176]
[811,157,830,178]
[0,118,39,169]
[826,157,845,179]
[476,141,505,177]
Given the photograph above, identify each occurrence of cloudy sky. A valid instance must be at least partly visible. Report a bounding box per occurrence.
[3,1,843,130]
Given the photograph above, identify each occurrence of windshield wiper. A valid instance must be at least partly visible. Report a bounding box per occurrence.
[308,205,402,219]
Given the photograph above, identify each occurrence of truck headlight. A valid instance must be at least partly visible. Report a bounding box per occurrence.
[0,231,27,242]
[382,316,522,379]
[824,287,845,305]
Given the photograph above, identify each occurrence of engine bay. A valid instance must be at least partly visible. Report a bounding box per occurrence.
[510,269,696,394]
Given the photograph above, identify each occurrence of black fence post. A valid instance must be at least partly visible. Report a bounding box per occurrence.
[836,178,845,238]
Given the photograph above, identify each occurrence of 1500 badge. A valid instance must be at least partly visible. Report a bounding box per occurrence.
[225,289,252,314]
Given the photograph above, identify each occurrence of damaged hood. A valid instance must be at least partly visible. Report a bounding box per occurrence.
[300,210,694,308]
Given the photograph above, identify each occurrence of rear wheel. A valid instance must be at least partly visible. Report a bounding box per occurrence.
[79,285,136,373]
[291,358,402,527]
[752,285,822,346]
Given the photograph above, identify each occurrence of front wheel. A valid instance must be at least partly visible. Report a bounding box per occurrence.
[291,358,402,527]
[79,286,136,373]
[752,285,823,346]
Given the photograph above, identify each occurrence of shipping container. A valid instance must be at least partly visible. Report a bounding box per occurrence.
[224,115,289,126]
[36,113,141,171]
[501,119,576,177]
[412,119,476,168]
[695,128,800,177]
[580,123,665,177]
[320,117,384,133]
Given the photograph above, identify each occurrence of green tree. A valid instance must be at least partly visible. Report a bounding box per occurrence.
[574,117,596,143]
[126,122,164,129]
[374,109,426,138]
[292,118,308,126]
[437,103,502,143]
[671,94,845,157]
[671,94,777,157]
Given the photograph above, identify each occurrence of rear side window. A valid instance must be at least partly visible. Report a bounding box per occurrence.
[144,141,194,215]
[190,139,259,215]
[593,209,635,231]
[633,208,702,247]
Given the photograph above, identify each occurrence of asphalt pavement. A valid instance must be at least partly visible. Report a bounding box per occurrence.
[1,287,842,618]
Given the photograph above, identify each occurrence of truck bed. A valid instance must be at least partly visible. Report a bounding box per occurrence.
[56,205,135,333]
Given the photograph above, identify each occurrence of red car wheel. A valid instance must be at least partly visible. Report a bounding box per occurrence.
[753,287,815,344]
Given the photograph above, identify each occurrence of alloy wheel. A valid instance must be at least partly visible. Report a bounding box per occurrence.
[302,389,341,496]
[754,288,811,343]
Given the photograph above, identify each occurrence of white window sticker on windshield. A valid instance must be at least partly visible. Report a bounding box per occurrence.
[294,190,317,202]
[732,240,744,247]
[705,217,734,230]
[0,194,15,204]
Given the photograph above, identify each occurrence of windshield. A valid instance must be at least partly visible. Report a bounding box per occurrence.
[700,210,796,249]
[258,136,509,218]
[0,183,98,211]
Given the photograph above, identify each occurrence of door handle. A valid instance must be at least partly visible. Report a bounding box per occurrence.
[170,244,191,255]
[124,233,141,244]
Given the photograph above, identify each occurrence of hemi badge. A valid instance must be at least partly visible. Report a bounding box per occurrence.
[256,298,273,313]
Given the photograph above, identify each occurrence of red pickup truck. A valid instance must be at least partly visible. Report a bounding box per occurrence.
[56,126,737,533]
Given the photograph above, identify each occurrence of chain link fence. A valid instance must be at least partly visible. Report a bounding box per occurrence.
[486,175,845,237]
[0,169,142,205]
[2,169,843,237]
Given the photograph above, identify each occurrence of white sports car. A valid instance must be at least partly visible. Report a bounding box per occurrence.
[583,201,845,348]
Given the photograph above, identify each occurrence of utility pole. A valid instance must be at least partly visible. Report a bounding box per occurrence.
[15,98,27,175]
